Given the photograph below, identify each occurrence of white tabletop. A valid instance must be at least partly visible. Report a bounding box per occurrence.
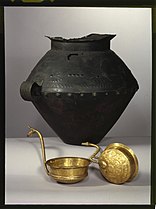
[5,136,151,205]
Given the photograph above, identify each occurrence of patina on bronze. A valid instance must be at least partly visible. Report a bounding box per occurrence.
[20,34,139,145]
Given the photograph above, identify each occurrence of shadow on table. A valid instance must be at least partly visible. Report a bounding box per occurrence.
[37,164,150,188]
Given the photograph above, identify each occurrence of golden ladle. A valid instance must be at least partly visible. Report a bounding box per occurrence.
[27,126,91,184]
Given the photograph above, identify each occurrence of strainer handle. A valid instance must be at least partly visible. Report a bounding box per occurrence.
[81,142,101,163]
[27,126,50,175]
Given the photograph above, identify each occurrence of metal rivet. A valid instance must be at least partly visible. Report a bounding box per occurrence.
[116,91,120,95]
[56,93,60,96]
[68,93,72,96]
[80,93,84,96]
[105,92,108,96]
[92,92,96,96]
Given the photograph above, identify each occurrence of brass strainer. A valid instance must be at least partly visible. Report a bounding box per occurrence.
[82,142,139,184]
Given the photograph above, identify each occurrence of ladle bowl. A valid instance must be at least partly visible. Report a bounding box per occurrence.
[27,126,90,184]
[46,157,90,183]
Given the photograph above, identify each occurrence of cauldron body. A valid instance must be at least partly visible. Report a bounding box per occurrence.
[20,34,139,145]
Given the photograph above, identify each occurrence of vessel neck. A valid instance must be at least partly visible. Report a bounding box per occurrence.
[46,34,116,51]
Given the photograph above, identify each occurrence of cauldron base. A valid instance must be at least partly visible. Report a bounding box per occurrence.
[32,92,135,145]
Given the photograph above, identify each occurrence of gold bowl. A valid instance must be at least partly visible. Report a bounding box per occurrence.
[46,157,90,183]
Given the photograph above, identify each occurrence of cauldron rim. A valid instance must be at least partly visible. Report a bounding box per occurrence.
[45,33,116,43]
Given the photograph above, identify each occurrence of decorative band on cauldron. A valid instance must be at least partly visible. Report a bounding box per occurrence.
[20,80,138,101]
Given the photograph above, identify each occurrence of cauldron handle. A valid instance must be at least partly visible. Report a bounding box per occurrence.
[81,142,101,163]
[20,81,42,101]
[27,126,50,175]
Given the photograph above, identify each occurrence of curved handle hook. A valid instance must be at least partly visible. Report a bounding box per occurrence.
[81,142,101,163]
[27,126,50,175]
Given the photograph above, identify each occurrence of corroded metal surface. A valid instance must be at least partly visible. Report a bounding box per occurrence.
[20,34,139,145]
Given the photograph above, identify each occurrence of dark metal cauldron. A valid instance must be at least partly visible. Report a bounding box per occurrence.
[20,34,139,145]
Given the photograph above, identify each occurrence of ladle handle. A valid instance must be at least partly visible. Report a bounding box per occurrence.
[27,126,50,176]
[81,142,101,163]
